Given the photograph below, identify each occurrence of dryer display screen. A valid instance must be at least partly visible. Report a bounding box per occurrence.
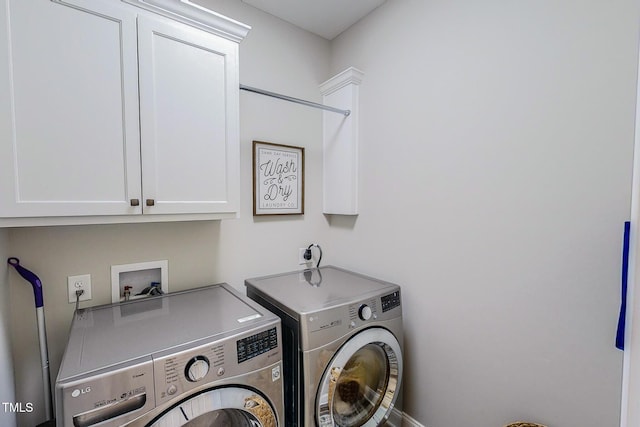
[237,327,278,363]
[381,291,401,312]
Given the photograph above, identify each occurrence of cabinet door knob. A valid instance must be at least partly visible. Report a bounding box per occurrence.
[130,199,140,206]
[146,199,155,207]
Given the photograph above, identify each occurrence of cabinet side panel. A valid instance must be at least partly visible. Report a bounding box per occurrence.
[0,0,15,212]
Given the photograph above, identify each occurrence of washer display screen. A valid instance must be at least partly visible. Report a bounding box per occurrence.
[237,328,278,364]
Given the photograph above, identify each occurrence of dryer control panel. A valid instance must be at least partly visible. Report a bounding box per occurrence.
[348,290,402,325]
[348,298,379,323]
[381,290,401,312]
[301,288,402,350]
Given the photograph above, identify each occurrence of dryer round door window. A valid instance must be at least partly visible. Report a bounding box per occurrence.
[147,386,277,427]
[316,327,403,427]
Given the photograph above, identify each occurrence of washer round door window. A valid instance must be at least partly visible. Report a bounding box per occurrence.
[316,328,403,427]
[147,387,277,427]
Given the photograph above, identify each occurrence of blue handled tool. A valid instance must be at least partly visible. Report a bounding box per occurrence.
[616,222,631,351]
[7,257,53,423]
[8,257,44,307]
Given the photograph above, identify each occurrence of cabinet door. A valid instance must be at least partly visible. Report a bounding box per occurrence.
[0,0,143,218]
[138,15,240,215]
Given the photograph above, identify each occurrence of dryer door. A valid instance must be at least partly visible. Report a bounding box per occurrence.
[316,327,402,427]
[146,386,277,427]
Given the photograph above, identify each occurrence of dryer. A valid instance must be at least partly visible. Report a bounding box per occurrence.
[245,266,403,427]
[55,283,284,427]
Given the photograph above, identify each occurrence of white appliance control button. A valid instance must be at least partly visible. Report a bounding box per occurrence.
[217,367,225,376]
[358,304,372,321]
[185,356,209,382]
[167,385,177,395]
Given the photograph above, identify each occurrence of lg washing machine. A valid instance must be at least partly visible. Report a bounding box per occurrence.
[245,266,403,427]
[55,283,284,427]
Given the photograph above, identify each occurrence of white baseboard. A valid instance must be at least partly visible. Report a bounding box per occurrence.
[402,412,426,427]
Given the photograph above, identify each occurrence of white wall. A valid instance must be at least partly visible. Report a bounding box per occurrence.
[6,2,331,425]
[328,0,639,426]
[0,229,16,427]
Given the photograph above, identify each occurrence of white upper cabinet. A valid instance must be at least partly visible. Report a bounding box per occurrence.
[0,0,142,218]
[138,14,239,215]
[0,0,249,225]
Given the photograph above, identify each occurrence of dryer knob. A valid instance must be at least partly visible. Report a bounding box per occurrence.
[358,304,372,321]
[185,356,210,382]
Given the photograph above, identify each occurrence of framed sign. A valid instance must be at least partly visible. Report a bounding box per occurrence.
[253,141,304,215]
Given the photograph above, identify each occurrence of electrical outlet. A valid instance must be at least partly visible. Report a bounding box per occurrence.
[299,248,312,265]
[68,274,92,303]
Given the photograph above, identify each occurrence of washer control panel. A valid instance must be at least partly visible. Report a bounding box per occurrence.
[154,341,226,404]
[237,327,278,364]
[153,324,281,406]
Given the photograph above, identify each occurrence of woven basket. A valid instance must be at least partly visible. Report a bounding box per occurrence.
[504,423,547,427]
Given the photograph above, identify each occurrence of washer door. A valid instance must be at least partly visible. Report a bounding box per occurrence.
[316,327,402,427]
[147,386,277,427]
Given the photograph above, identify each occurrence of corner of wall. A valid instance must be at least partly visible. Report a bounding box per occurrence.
[0,229,17,427]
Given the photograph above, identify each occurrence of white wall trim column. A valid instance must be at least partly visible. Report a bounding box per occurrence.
[319,67,363,215]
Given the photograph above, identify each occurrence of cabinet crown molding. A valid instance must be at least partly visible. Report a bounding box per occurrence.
[123,0,251,42]
[320,67,364,96]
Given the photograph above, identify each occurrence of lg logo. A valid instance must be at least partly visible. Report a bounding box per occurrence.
[71,387,91,398]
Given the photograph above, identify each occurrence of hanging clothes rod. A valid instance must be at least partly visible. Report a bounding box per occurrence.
[239,84,351,117]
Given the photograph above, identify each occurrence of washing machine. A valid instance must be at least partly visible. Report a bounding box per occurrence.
[55,283,284,427]
[245,266,403,427]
